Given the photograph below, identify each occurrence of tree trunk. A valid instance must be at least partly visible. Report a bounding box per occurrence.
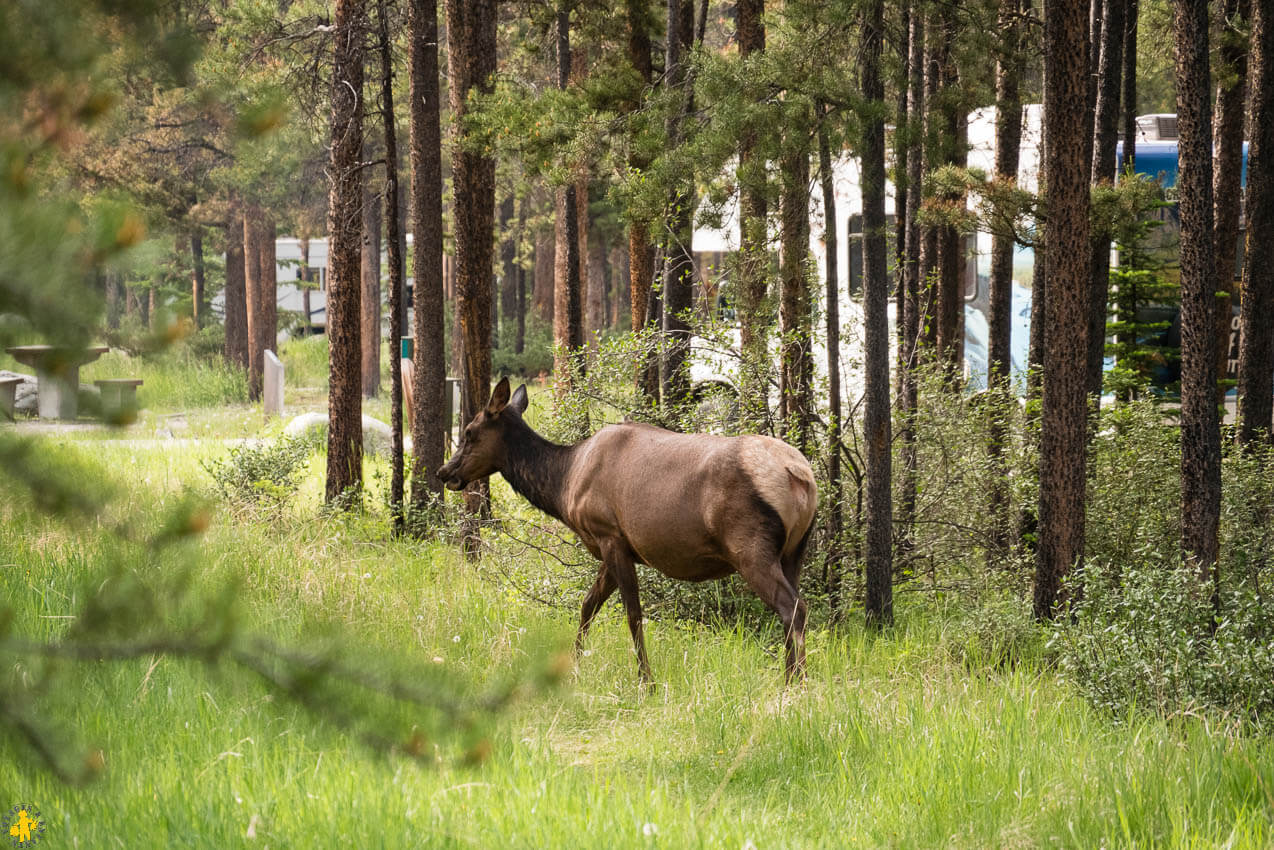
[379,0,406,527]
[1086,0,1127,400]
[894,2,911,400]
[1213,0,1250,402]
[818,111,843,617]
[190,226,206,328]
[243,205,265,400]
[918,27,942,350]
[515,198,528,354]
[899,10,924,552]
[223,204,249,369]
[1238,0,1274,446]
[553,4,583,394]
[261,217,277,356]
[325,0,366,504]
[587,229,606,340]
[612,242,630,329]
[362,158,383,398]
[736,0,770,427]
[626,0,657,399]
[1035,0,1091,619]
[533,226,555,324]
[576,179,590,343]
[446,0,497,542]
[105,273,121,330]
[1122,0,1138,174]
[861,0,893,629]
[779,110,812,453]
[661,0,695,407]
[989,0,1024,554]
[1173,0,1222,598]
[933,8,962,374]
[300,235,312,336]
[553,177,582,384]
[499,195,516,346]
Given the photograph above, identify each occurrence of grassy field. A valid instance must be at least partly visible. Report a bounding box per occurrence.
[2,436,1273,848]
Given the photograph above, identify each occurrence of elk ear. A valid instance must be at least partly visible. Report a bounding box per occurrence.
[509,384,529,415]
[486,376,511,413]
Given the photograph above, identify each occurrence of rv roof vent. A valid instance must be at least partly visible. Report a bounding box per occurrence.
[1135,113,1178,141]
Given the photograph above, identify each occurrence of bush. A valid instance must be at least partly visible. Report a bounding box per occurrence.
[1053,558,1274,722]
[202,435,312,505]
[491,315,555,379]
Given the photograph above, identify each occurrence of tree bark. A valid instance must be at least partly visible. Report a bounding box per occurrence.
[626,0,657,400]
[301,235,313,336]
[661,0,695,406]
[553,4,583,393]
[1085,0,1127,401]
[499,194,516,345]
[223,203,249,369]
[325,0,366,504]
[515,198,528,354]
[1173,0,1222,597]
[378,0,406,527]
[576,179,591,343]
[587,228,606,340]
[446,0,497,541]
[989,0,1024,554]
[918,26,942,350]
[933,7,962,374]
[861,0,893,629]
[818,111,843,617]
[736,0,770,427]
[190,226,206,328]
[1238,0,1274,445]
[894,2,911,396]
[534,226,556,323]
[362,156,383,398]
[899,10,925,552]
[1122,0,1138,174]
[779,110,812,453]
[243,205,265,400]
[1213,0,1250,402]
[1035,0,1091,619]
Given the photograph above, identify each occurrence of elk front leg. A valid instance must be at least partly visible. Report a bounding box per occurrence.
[575,562,616,658]
[602,540,652,684]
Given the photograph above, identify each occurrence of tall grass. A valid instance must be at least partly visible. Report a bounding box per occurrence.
[1,440,1272,847]
[79,348,248,411]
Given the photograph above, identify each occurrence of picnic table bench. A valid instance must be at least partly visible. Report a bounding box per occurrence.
[0,376,21,421]
[94,378,144,421]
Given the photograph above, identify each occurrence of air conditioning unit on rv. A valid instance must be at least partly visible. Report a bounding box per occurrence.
[1135,113,1178,141]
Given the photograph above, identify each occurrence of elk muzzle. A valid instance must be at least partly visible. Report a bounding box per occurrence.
[436,458,466,490]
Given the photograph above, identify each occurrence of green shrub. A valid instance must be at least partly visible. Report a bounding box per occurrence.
[492,314,555,379]
[1053,558,1274,722]
[202,435,312,505]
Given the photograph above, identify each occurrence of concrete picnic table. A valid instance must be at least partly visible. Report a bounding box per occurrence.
[4,344,109,420]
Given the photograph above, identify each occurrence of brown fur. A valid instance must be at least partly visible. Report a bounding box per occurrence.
[438,378,819,682]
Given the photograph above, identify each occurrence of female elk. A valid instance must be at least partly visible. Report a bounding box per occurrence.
[438,378,818,682]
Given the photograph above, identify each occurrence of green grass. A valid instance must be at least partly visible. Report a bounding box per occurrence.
[2,438,1273,848]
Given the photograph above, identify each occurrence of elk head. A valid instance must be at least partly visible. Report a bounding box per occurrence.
[436,377,529,490]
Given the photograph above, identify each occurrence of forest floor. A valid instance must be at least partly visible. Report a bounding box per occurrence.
[2,348,1273,848]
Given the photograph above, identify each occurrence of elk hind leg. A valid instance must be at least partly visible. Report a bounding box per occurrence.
[738,557,807,682]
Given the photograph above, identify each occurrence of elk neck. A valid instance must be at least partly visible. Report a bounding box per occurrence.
[500,416,576,523]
